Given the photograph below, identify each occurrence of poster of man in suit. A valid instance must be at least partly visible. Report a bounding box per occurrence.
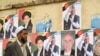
[61,30,75,56]
[18,9,33,33]
[4,14,18,39]
[63,1,81,30]
[44,32,60,56]
[31,32,60,56]
[76,29,93,56]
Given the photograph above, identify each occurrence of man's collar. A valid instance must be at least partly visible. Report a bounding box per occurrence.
[17,39,26,46]
[64,50,71,55]
[17,39,21,46]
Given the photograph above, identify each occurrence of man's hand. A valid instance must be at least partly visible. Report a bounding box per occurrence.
[49,36,53,42]
[82,34,86,40]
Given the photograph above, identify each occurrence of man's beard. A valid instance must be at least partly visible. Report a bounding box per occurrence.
[21,37,27,44]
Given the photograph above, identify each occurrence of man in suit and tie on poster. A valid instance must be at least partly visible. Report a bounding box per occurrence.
[64,5,80,30]
[4,26,31,56]
[44,35,59,56]
[77,33,93,56]
[33,35,48,56]
[22,11,33,33]
[61,32,75,56]
[5,16,17,39]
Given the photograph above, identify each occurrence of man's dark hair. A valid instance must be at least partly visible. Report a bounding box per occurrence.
[22,11,31,19]
[35,35,46,44]
[0,19,4,25]
[94,32,97,36]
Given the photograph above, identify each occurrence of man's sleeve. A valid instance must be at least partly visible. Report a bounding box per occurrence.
[86,44,93,56]
[57,46,59,54]
[4,46,12,56]
[86,50,93,56]
[43,38,50,51]
[72,15,80,28]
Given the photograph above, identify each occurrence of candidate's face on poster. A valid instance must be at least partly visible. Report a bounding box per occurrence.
[37,40,43,50]
[51,38,55,45]
[62,34,74,52]
[23,15,30,24]
[84,37,89,43]
[94,43,100,55]
[70,6,75,15]
[9,18,14,26]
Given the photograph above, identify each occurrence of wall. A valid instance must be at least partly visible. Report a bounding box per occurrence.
[0,0,100,31]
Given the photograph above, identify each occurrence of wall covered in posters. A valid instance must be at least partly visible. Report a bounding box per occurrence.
[0,0,100,56]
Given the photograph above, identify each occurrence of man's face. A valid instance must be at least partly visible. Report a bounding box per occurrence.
[23,15,30,24]
[94,43,100,55]
[18,30,28,44]
[37,40,43,50]
[63,34,74,52]
[9,19,13,25]
[71,9,75,15]
[84,37,89,43]
[51,38,55,45]
[70,6,75,15]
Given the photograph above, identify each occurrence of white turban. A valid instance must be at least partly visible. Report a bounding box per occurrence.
[14,26,25,37]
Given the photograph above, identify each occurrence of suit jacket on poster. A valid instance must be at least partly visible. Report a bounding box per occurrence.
[53,45,59,53]
[61,49,75,56]
[5,26,16,39]
[23,20,33,33]
[80,43,93,56]
[34,48,48,56]
[64,15,80,30]
[0,28,4,39]
[48,45,59,56]
[4,41,31,56]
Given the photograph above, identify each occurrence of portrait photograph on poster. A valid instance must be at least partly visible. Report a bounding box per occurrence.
[62,1,81,30]
[18,9,33,33]
[75,29,93,56]
[4,14,18,39]
[61,30,75,56]
[31,32,61,56]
